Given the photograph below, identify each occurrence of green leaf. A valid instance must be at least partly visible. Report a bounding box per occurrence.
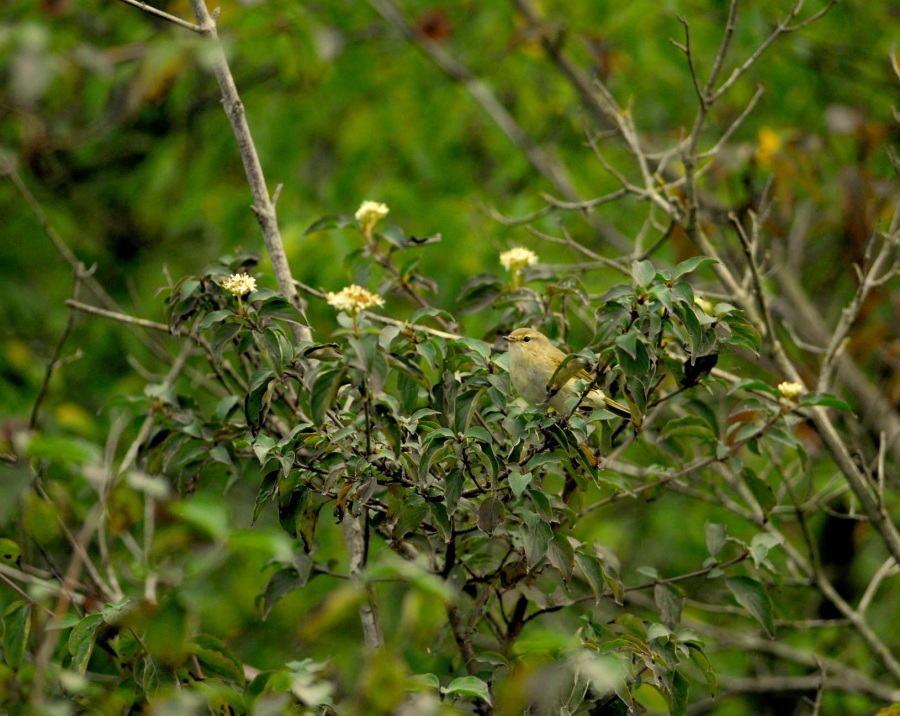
[430,502,452,543]
[508,468,532,497]
[456,273,503,314]
[673,256,717,279]
[199,309,235,329]
[422,427,455,445]
[259,557,314,619]
[525,452,562,471]
[3,601,31,669]
[454,336,492,362]
[444,468,464,515]
[749,533,782,569]
[476,496,504,535]
[443,675,492,704]
[726,576,775,637]
[252,433,276,464]
[101,597,137,626]
[245,368,277,429]
[654,583,684,628]
[257,295,306,323]
[68,612,103,674]
[253,471,278,526]
[686,641,717,697]
[395,494,428,538]
[727,379,780,398]
[575,553,605,603]
[632,259,656,289]
[209,321,243,363]
[193,634,245,683]
[412,672,441,690]
[523,514,552,569]
[649,283,674,313]
[410,306,456,326]
[742,467,776,516]
[799,392,852,412]
[661,416,716,442]
[310,366,347,425]
[546,533,574,579]
[304,213,357,235]
[671,669,689,716]
[705,523,726,557]
[463,426,492,443]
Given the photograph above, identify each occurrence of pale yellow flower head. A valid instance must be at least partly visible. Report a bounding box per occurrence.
[777,381,804,401]
[221,273,257,297]
[500,247,538,273]
[355,200,390,232]
[326,284,384,316]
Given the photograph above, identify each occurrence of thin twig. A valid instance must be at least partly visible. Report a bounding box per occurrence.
[114,0,203,32]
[30,267,91,429]
[65,299,170,332]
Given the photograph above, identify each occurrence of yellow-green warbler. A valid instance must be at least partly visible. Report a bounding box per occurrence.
[504,327,634,421]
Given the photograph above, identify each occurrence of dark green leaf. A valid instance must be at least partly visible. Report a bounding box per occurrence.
[742,468,776,516]
[395,494,428,538]
[430,502,452,542]
[523,514,552,569]
[686,641,717,697]
[199,309,235,329]
[68,612,103,674]
[445,468,464,515]
[193,633,245,683]
[304,213,357,235]
[727,379,780,398]
[671,669,689,716]
[3,601,31,669]
[726,576,775,637]
[456,273,503,314]
[476,496,504,535]
[259,557,314,619]
[575,553,605,603]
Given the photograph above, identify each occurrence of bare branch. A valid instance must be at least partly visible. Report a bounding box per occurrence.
[114,0,202,32]
[711,0,839,103]
[185,0,310,341]
[65,299,170,332]
[818,222,900,393]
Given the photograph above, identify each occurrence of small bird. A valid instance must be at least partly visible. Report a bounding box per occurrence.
[504,327,633,420]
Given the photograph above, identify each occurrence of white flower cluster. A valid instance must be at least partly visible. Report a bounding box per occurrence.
[777,381,804,400]
[221,273,257,297]
[325,284,384,315]
[355,200,389,231]
[500,246,538,273]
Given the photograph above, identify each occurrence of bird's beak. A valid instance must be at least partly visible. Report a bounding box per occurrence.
[503,335,515,343]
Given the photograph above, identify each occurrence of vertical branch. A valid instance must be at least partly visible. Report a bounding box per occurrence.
[186,0,311,342]
[342,514,384,650]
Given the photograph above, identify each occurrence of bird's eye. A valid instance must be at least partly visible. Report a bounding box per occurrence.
[522,336,531,343]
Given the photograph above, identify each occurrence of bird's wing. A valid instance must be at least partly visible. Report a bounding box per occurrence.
[547,354,591,392]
